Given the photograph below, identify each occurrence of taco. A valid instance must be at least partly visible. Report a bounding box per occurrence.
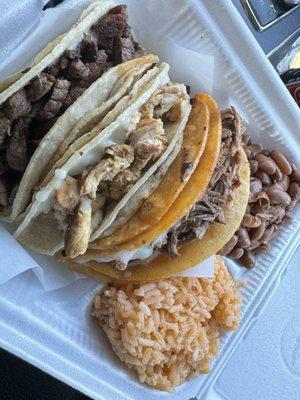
[15,63,191,257]
[0,2,156,221]
[66,95,250,283]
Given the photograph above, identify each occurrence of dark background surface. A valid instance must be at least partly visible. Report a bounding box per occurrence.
[1,0,299,399]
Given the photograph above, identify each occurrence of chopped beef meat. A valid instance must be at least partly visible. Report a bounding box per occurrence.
[6,118,30,172]
[64,59,90,81]
[0,114,11,147]
[45,62,61,78]
[84,50,108,84]
[113,37,135,63]
[38,79,70,120]
[29,100,44,118]
[62,85,85,110]
[93,7,128,38]
[0,176,8,207]
[98,35,114,60]
[26,73,56,102]
[162,107,243,257]
[109,4,127,16]
[3,89,31,120]
[65,48,81,60]
[81,34,98,62]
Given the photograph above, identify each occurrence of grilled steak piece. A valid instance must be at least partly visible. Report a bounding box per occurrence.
[38,79,70,120]
[6,118,30,172]
[113,37,135,63]
[81,34,98,62]
[26,73,56,102]
[3,89,31,120]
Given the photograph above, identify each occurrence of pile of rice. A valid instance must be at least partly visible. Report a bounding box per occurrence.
[92,257,242,392]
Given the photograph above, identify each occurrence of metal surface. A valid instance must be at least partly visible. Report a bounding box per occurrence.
[240,0,300,31]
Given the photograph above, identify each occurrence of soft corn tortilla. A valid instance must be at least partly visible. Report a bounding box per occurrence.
[15,62,170,237]
[15,64,191,256]
[68,148,250,283]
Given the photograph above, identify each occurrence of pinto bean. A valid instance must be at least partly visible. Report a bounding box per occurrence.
[240,251,256,269]
[250,159,259,174]
[246,239,261,251]
[254,171,272,186]
[276,175,290,192]
[273,166,283,182]
[228,247,244,259]
[288,182,300,201]
[249,221,266,241]
[266,187,291,206]
[237,228,251,248]
[290,164,300,183]
[260,225,275,245]
[287,199,297,212]
[250,178,262,194]
[218,235,238,256]
[255,154,277,175]
[270,149,292,175]
[242,214,262,228]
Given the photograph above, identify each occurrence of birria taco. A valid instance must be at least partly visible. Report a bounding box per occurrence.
[0,2,156,221]
[66,95,250,283]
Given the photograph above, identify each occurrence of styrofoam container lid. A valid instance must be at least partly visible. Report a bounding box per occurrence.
[0,0,299,399]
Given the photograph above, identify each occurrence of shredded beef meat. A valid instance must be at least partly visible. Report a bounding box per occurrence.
[0,4,144,207]
[163,107,243,257]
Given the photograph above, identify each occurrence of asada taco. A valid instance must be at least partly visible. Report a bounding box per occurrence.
[0,2,157,221]
[65,94,250,283]
[15,63,191,256]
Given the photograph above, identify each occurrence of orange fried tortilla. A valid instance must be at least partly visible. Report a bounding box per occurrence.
[88,95,210,250]
[68,148,250,283]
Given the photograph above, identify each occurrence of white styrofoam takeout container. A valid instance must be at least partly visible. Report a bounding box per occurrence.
[0,0,299,399]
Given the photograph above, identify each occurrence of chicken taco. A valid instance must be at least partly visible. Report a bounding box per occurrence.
[15,64,191,257]
[66,95,250,283]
